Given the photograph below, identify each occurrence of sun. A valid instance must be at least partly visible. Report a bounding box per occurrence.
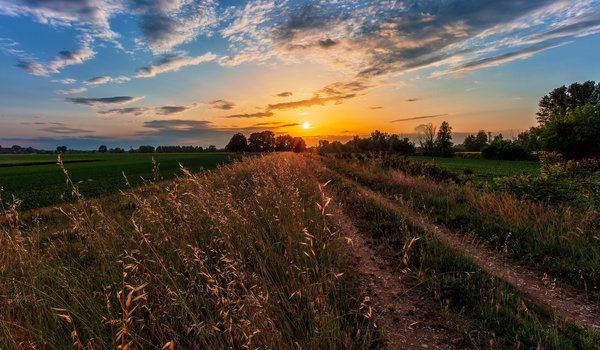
[302,121,311,129]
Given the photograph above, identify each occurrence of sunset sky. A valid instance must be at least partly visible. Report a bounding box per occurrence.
[1,0,600,149]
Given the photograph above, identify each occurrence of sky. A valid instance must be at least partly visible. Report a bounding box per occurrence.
[1,0,600,149]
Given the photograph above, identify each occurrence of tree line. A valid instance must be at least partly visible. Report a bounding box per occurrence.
[317,80,600,160]
[225,131,307,152]
[318,130,416,154]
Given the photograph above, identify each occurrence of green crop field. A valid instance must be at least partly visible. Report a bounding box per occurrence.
[0,153,232,210]
[411,156,540,181]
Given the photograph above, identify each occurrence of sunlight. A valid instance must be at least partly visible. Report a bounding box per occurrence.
[302,121,311,129]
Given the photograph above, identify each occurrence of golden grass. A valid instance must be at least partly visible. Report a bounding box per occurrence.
[0,153,376,349]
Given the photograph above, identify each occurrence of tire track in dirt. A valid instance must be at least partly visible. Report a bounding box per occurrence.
[327,166,600,331]
[326,197,467,349]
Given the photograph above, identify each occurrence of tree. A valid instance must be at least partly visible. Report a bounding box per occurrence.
[275,134,294,151]
[515,127,542,154]
[138,145,155,153]
[56,146,67,154]
[248,131,276,152]
[537,81,599,125]
[418,123,436,155]
[291,137,306,153]
[98,145,108,153]
[389,135,416,155]
[481,139,528,160]
[435,121,453,157]
[225,133,249,152]
[540,103,600,159]
[370,130,390,152]
[463,130,488,151]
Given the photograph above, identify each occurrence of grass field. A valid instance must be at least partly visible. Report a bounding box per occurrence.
[411,156,540,181]
[0,154,377,349]
[0,153,231,210]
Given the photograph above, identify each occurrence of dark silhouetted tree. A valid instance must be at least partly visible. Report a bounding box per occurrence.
[419,123,437,155]
[248,131,276,152]
[435,121,453,157]
[389,135,416,154]
[275,134,294,151]
[291,137,306,153]
[98,145,108,153]
[225,133,249,152]
[207,145,217,152]
[138,145,155,153]
[463,130,488,151]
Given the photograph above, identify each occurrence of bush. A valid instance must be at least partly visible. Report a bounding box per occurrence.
[481,140,529,160]
[494,153,600,207]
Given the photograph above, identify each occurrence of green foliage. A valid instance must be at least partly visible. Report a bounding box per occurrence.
[515,127,542,153]
[481,135,529,160]
[495,153,600,207]
[540,103,600,159]
[323,156,600,295]
[537,81,599,126]
[410,156,540,182]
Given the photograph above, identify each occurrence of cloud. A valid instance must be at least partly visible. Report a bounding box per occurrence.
[65,96,144,106]
[52,78,77,84]
[209,99,235,110]
[135,51,216,78]
[96,104,197,116]
[222,111,274,119]
[83,75,130,85]
[440,42,565,75]
[275,91,293,97]
[0,0,120,40]
[392,114,449,123]
[97,107,151,116]
[41,126,94,134]
[266,79,369,111]
[369,106,383,110]
[16,35,95,76]
[130,0,218,54]
[267,94,356,111]
[55,87,88,95]
[406,98,420,102]
[85,76,111,85]
[156,104,198,115]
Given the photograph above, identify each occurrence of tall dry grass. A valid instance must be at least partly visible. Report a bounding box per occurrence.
[0,153,377,349]
[321,155,600,296]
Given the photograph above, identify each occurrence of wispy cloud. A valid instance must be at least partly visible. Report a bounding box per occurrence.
[16,34,95,76]
[84,75,130,85]
[97,107,151,116]
[65,96,144,106]
[135,51,216,78]
[222,111,274,119]
[275,91,293,97]
[209,99,235,110]
[52,78,77,84]
[55,87,88,95]
[391,114,449,123]
[41,126,94,134]
[155,104,198,115]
